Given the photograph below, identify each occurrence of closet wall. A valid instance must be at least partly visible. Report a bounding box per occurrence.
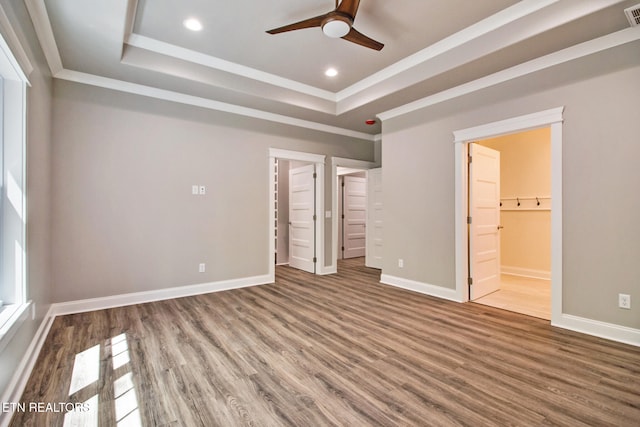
[481,127,551,279]
[276,160,289,264]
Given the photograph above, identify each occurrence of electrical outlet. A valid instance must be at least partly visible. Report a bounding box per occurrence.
[398,259,404,268]
[199,185,206,195]
[199,263,206,273]
[618,294,631,309]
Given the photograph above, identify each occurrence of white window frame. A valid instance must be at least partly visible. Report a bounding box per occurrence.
[0,25,31,353]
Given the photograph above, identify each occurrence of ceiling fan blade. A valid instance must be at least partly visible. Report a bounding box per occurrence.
[266,14,326,34]
[336,0,361,18]
[342,27,384,51]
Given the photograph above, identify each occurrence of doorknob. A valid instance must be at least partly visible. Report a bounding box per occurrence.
[497,225,504,230]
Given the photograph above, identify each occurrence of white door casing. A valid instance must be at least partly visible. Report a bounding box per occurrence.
[469,143,501,300]
[343,176,367,259]
[454,107,563,327]
[366,168,383,269]
[289,164,316,273]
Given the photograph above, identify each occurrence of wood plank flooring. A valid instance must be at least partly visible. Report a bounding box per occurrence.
[474,274,551,320]
[11,258,640,426]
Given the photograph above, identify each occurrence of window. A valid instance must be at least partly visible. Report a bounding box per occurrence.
[0,31,29,351]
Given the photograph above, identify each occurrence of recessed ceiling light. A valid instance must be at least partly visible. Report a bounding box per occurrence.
[325,68,338,77]
[183,18,203,32]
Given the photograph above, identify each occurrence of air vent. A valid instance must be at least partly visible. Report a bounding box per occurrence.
[624,4,640,27]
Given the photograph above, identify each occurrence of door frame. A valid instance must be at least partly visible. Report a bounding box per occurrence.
[269,149,325,281]
[453,107,563,324]
[329,157,377,274]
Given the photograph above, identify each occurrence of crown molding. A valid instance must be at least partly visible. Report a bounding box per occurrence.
[336,0,560,103]
[125,0,561,110]
[0,2,33,80]
[55,69,376,141]
[378,27,640,122]
[24,0,62,75]
[126,33,337,102]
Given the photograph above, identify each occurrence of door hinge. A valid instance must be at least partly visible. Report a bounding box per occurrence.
[468,277,473,285]
[313,257,317,263]
[341,181,345,187]
[313,172,317,179]
[468,154,472,164]
[313,214,317,221]
[341,246,345,251]
[467,216,472,224]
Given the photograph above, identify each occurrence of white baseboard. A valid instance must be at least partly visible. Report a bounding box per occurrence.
[501,265,551,280]
[51,274,273,316]
[380,274,462,302]
[0,306,56,427]
[553,313,640,347]
[381,275,639,348]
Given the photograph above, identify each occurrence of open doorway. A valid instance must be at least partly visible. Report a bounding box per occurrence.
[268,149,325,281]
[330,158,378,274]
[275,159,317,273]
[470,128,552,320]
[337,168,367,263]
[453,107,564,325]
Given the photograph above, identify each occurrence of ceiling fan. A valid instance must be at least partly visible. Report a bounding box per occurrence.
[266,0,384,51]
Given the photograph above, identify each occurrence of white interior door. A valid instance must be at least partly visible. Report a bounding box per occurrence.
[289,164,316,273]
[343,175,367,259]
[469,143,501,299]
[366,168,383,269]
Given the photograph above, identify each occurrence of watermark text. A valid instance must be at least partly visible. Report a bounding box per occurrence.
[1,402,90,413]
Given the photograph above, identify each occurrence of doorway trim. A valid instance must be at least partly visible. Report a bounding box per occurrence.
[328,157,377,274]
[269,148,326,281]
[453,107,564,324]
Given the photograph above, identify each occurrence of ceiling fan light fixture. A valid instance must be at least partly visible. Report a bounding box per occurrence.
[322,19,351,38]
[266,1,383,51]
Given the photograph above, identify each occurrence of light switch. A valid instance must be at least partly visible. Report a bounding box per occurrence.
[192,185,199,195]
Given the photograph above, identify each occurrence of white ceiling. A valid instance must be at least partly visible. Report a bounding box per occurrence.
[27,0,640,138]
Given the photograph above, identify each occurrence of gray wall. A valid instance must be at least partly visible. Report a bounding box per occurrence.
[381,42,640,329]
[0,0,53,397]
[51,81,374,302]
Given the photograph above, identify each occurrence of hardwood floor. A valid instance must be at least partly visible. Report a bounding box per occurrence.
[474,274,551,320]
[12,258,640,426]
